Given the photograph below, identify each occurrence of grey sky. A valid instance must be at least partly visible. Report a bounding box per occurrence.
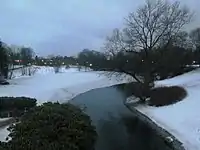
[0,0,199,56]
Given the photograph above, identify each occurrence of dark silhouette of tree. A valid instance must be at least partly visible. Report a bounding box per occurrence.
[190,27,200,50]
[189,28,200,63]
[20,47,34,66]
[0,97,37,118]
[104,0,192,102]
[77,49,107,70]
[0,41,9,78]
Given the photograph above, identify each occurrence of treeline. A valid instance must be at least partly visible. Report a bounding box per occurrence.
[76,0,200,103]
[0,41,79,79]
[34,55,77,66]
[77,45,199,80]
[0,41,34,79]
[76,49,107,69]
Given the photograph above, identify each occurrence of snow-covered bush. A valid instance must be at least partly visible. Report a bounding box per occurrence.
[19,66,37,76]
[0,97,37,118]
[28,66,37,76]
[1,102,97,150]
[149,86,187,107]
[54,66,60,73]
[65,64,70,69]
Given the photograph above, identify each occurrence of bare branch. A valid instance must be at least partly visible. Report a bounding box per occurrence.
[124,0,192,52]
[190,28,200,49]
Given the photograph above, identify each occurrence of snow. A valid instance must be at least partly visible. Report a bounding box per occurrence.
[0,118,11,122]
[1,66,130,105]
[0,118,12,142]
[0,125,10,142]
[0,66,131,141]
[135,68,200,150]
[8,65,37,79]
[2,65,200,148]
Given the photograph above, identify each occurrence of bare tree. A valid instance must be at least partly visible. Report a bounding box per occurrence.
[190,28,200,49]
[20,47,34,66]
[54,66,60,73]
[7,45,22,79]
[54,62,62,74]
[19,47,35,76]
[124,0,192,82]
[124,0,192,51]
[172,31,194,49]
[104,0,192,102]
[103,29,141,81]
[103,29,128,57]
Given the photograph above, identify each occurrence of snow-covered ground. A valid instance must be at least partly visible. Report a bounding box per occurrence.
[0,125,10,142]
[2,66,130,105]
[7,65,92,79]
[8,65,23,69]
[2,66,200,149]
[135,69,200,150]
[0,66,131,142]
[0,118,11,122]
[0,118,12,142]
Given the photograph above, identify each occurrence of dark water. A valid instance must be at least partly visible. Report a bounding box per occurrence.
[70,85,171,150]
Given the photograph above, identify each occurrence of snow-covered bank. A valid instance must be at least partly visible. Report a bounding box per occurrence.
[1,67,131,105]
[0,66,131,141]
[0,125,10,142]
[0,118,11,122]
[133,69,200,150]
[0,118,14,142]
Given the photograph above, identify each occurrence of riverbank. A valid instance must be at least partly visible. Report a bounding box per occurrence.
[0,118,15,142]
[0,65,194,149]
[117,82,185,150]
[0,118,14,128]
[123,69,200,150]
[0,84,185,150]
[133,69,200,150]
[124,102,185,150]
[70,85,181,150]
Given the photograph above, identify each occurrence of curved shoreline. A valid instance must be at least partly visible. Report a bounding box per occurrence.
[124,102,185,150]
[0,84,186,149]
[0,118,15,128]
[70,84,186,150]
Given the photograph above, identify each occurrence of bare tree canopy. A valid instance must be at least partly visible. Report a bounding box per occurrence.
[190,28,200,49]
[124,0,192,52]
[172,31,193,49]
[103,28,127,57]
[102,0,193,102]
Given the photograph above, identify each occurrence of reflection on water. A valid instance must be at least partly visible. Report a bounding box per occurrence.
[96,114,129,150]
[70,85,172,150]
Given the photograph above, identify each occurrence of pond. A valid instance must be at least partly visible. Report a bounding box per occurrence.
[70,84,172,150]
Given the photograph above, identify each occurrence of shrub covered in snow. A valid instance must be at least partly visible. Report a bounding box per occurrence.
[65,64,70,69]
[54,66,60,73]
[0,97,37,117]
[149,86,187,107]
[1,102,97,150]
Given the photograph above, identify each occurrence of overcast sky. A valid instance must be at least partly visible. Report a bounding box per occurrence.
[0,0,199,56]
